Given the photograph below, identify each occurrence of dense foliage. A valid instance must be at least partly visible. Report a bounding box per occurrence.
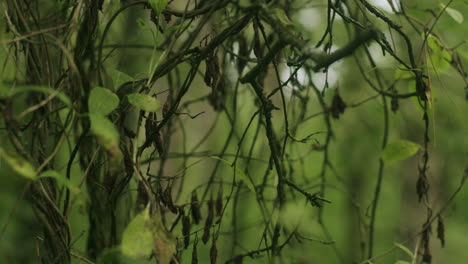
[0,0,467,263]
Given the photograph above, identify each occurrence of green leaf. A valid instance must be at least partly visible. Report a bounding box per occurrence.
[121,207,176,263]
[425,34,451,72]
[89,114,120,152]
[394,261,411,264]
[127,93,161,112]
[210,156,256,194]
[108,68,134,90]
[0,85,72,108]
[274,8,294,26]
[441,4,464,24]
[38,170,80,194]
[381,140,420,162]
[97,248,152,264]
[0,147,37,180]
[121,208,154,259]
[394,242,414,258]
[88,87,120,116]
[148,0,168,16]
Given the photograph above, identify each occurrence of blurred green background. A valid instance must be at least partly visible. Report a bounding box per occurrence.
[1,0,467,263]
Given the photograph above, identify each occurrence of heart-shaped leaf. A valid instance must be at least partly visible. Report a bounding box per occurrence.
[88,87,120,116]
[121,208,154,259]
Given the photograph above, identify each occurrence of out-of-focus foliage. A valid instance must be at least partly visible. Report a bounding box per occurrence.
[0,0,467,263]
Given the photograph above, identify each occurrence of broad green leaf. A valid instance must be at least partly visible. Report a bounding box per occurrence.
[89,114,120,152]
[108,69,134,90]
[88,87,120,116]
[121,207,176,264]
[121,208,153,259]
[38,170,80,194]
[381,140,420,162]
[394,261,410,264]
[441,4,464,23]
[210,156,256,194]
[0,85,72,107]
[127,93,161,112]
[0,147,37,180]
[394,242,414,258]
[425,34,451,72]
[149,0,168,16]
[97,248,152,264]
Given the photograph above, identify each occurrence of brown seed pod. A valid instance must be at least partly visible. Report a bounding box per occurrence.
[202,199,214,244]
[437,214,445,247]
[216,188,223,217]
[210,239,217,264]
[191,191,202,224]
[162,96,171,119]
[182,214,191,249]
[135,181,149,211]
[330,90,346,119]
[164,186,178,214]
[191,238,198,264]
[391,97,399,112]
[252,19,262,60]
[154,131,164,156]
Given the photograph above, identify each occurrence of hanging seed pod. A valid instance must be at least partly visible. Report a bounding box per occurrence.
[135,180,149,211]
[204,53,219,87]
[191,191,202,224]
[162,96,171,119]
[191,238,198,264]
[182,214,191,249]
[208,77,226,111]
[330,90,346,119]
[154,131,164,156]
[145,113,156,137]
[391,97,399,112]
[202,199,214,244]
[216,187,223,217]
[157,183,165,204]
[437,214,445,247]
[164,186,178,214]
[210,239,218,264]
[252,19,262,60]
[237,37,248,73]
[202,222,211,244]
